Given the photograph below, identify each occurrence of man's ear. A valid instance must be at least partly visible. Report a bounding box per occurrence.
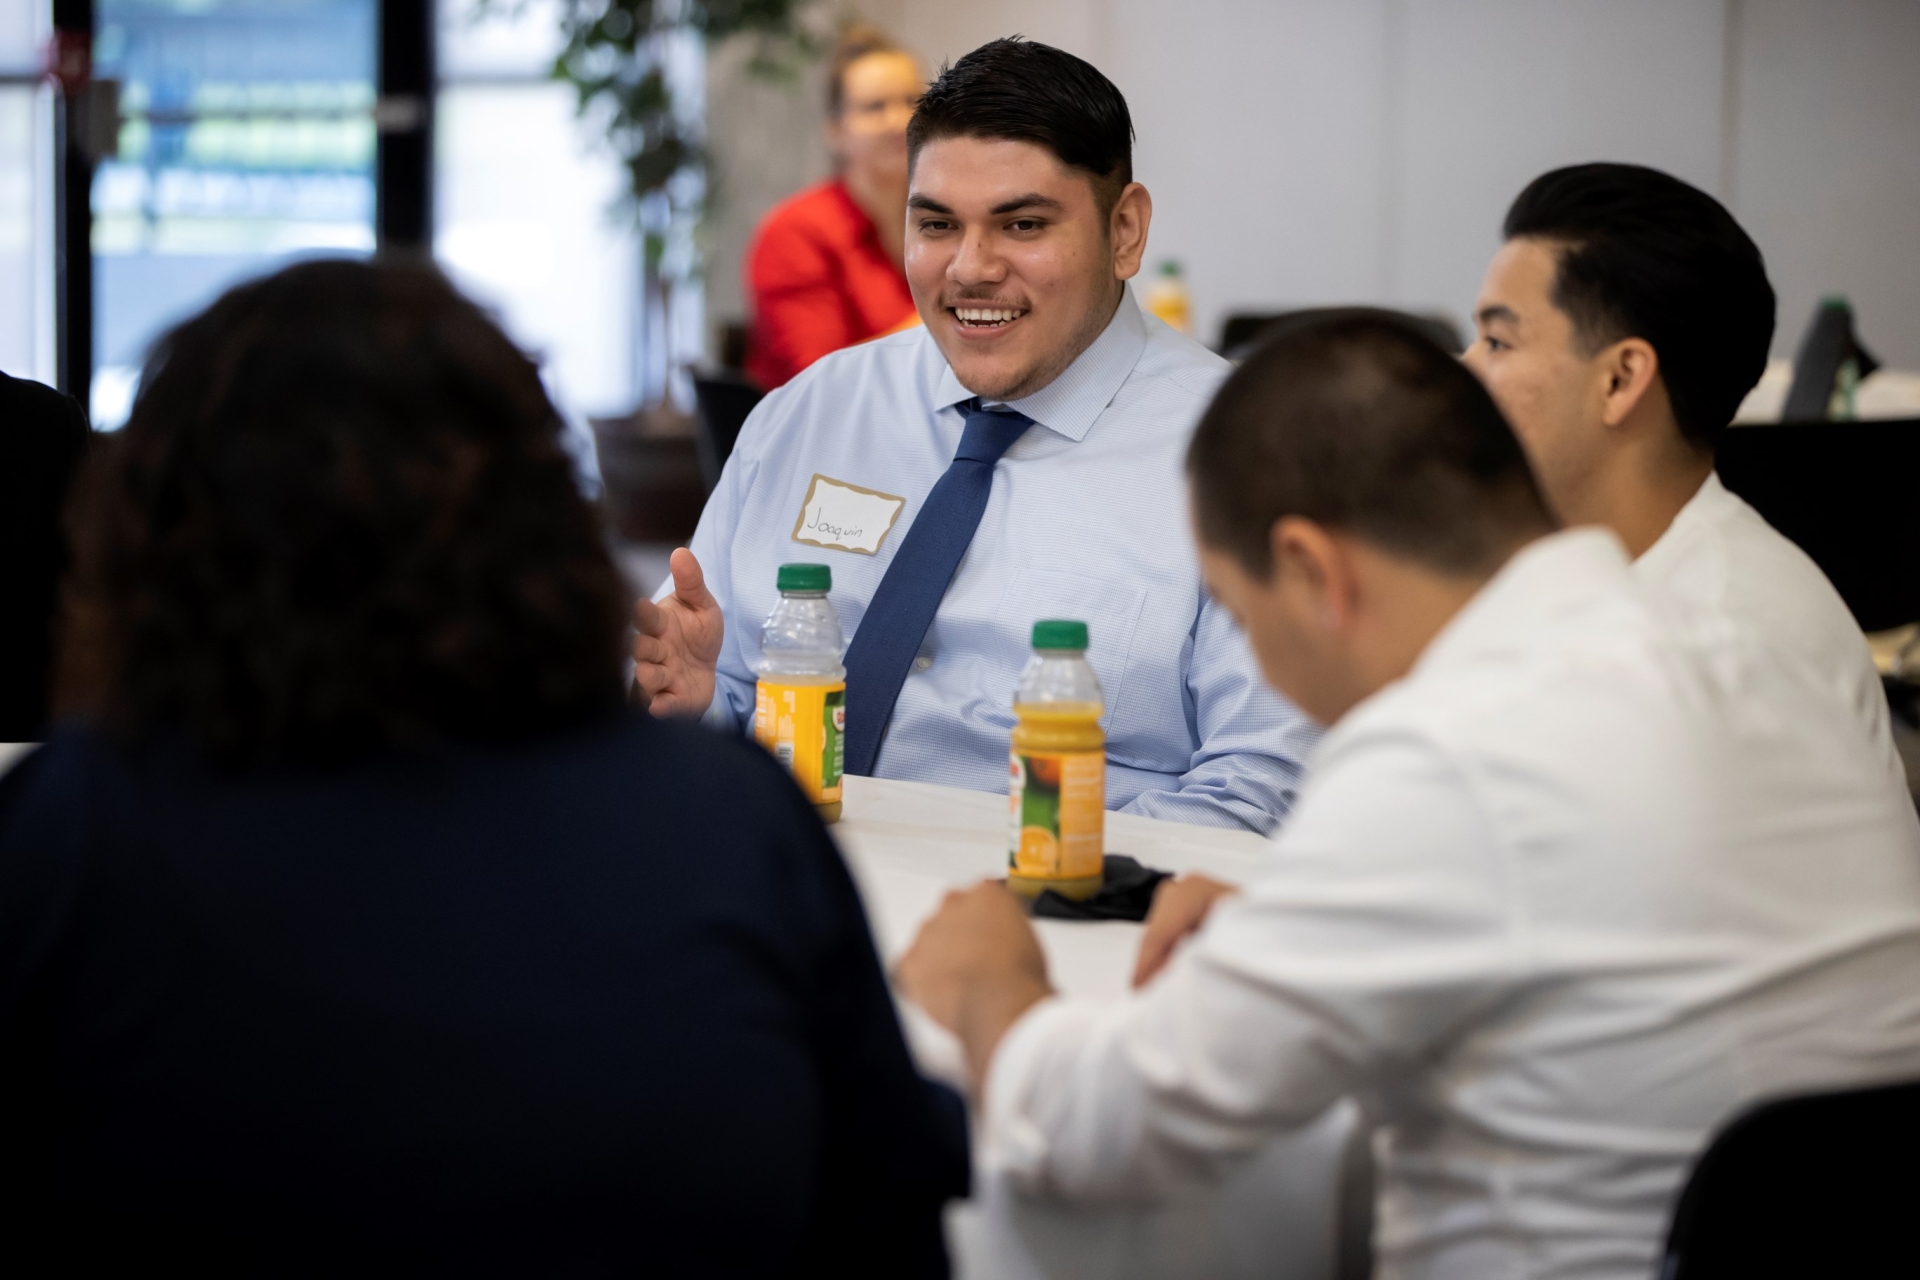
[1110,182,1151,282]
[1270,516,1352,631]
[1597,336,1663,429]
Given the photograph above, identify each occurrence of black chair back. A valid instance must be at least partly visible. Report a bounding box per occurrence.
[1660,1078,1920,1278]
[1217,307,1465,361]
[1716,416,1920,632]
[690,371,765,494]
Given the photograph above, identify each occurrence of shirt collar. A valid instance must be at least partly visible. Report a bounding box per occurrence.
[1635,469,1734,574]
[1412,528,1634,678]
[1658,471,1733,540]
[932,284,1149,443]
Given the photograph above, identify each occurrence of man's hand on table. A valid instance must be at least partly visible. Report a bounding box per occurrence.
[631,547,723,717]
[1132,873,1240,989]
[895,882,1054,1092]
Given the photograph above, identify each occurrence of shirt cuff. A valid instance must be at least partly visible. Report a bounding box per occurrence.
[980,993,1084,1189]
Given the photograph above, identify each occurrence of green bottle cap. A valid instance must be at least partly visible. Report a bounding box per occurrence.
[1032,619,1089,651]
[777,563,831,593]
[1820,294,1852,311]
[1159,260,1182,276]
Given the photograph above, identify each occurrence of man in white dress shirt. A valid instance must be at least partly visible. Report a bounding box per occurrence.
[630,38,1315,831]
[1462,163,1895,773]
[897,319,1920,1279]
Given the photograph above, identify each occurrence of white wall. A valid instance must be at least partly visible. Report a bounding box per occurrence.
[704,0,1920,367]
[1387,0,1726,325]
[1731,0,1920,370]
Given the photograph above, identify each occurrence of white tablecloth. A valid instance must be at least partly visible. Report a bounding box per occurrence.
[833,775,1352,1280]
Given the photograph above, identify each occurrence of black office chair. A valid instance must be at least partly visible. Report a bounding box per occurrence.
[689,370,765,494]
[1659,1078,1920,1278]
[1217,307,1465,362]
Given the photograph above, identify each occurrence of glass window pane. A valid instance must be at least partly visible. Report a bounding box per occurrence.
[438,0,562,79]
[0,3,47,69]
[1,4,53,385]
[0,84,56,384]
[91,0,377,427]
[435,81,637,420]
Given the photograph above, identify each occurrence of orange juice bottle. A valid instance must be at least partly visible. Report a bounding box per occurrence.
[754,564,846,823]
[1007,620,1106,900]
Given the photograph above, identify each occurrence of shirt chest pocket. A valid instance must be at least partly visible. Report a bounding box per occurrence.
[996,568,1148,725]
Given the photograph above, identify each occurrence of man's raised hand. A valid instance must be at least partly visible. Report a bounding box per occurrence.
[631,547,725,718]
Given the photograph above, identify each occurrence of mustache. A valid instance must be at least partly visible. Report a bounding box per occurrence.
[941,294,1032,309]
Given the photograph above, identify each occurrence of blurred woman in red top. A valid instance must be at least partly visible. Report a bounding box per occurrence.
[744,28,924,390]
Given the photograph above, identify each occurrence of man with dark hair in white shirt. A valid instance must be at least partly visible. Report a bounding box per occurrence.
[1464,162,1894,775]
[897,318,1920,1280]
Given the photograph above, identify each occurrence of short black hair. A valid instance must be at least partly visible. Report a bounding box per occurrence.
[60,259,631,767]
[907,37,1133,212]
[1503,163,1775,450]
[1188,318,1555,577]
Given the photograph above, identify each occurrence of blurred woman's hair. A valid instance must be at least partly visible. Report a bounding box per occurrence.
[827,21,904,115]
[59,259,630,766]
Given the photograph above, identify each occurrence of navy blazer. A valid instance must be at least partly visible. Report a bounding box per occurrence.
[0,713,968,1274]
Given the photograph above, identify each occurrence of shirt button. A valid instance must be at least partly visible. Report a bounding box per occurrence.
[914,654,934,672]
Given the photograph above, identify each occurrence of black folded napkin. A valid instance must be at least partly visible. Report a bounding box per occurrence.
[1029,855,1171,922]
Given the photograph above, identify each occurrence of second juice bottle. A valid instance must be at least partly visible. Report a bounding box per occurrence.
[1007,619,1106,900]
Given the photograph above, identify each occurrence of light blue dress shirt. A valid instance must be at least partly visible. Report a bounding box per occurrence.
[675,287,1319,832]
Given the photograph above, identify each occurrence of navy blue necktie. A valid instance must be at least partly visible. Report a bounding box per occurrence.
[841,399,1034,776]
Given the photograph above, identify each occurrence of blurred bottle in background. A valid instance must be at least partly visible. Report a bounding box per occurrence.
[1143,260,1192,335]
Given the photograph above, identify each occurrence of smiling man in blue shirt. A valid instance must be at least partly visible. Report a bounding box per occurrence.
[633,38,1316,832]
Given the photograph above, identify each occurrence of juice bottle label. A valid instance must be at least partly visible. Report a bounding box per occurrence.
[1008,749,1104,880]
[755,680,845,804]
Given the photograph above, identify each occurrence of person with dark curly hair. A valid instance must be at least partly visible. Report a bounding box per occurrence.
[0,260,966,1274]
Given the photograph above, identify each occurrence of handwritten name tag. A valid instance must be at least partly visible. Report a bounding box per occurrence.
[791,473,907,556]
